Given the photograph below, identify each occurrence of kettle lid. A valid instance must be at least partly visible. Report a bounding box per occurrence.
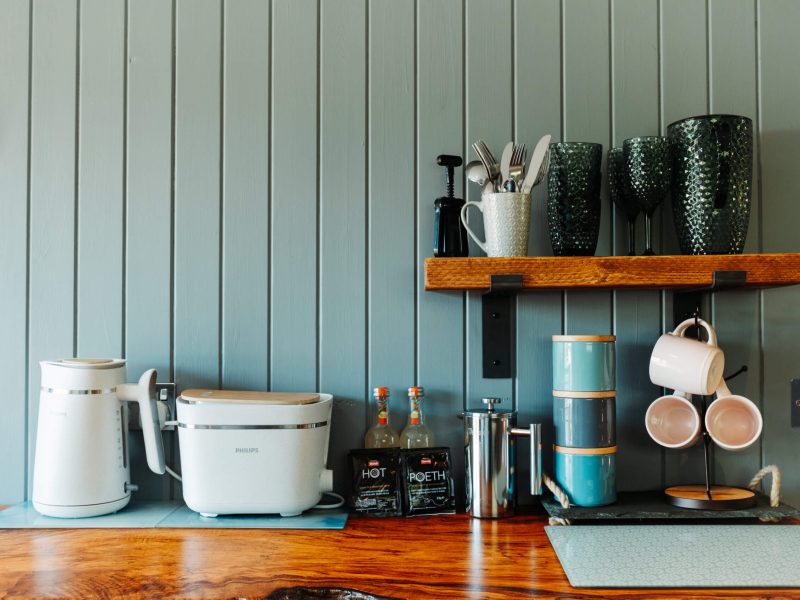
[41,358,125,370]
[180,389,322,405]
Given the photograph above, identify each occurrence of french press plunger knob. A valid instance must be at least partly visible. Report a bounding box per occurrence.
[482,397,502,412]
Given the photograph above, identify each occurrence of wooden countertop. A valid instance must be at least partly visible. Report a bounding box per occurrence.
[0,511,794,599]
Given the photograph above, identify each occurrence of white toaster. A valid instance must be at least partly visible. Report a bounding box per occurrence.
[176,389,334,517]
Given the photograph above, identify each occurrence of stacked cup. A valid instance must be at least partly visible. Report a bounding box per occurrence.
[552,335,617,507]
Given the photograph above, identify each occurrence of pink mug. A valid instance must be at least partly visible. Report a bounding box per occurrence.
[645,391,701,449]
[705,380,762,451]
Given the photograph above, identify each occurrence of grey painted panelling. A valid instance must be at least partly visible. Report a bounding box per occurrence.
[562,0,613,335]
[125,0,174,499]
[465,0,513,410]
[417,0,465,500]
[3,0,800,507]
[77,0,125,359]
[27,0,78,497]
[319,0,366,487]
[222,0,269,390]
[270,0,318,393]
[611,0,663,491]
[368,0,416,419]
[514,0,562,503]
[708,0,762,487]
[0,0,30,504]
[660,0,709,486]
[760,0,800,507]
[174,0,221,392]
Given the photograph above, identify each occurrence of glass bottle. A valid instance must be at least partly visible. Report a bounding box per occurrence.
[364,386,400,449]
[400,386,434,449]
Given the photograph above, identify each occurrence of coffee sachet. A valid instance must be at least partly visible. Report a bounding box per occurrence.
[401,447,456,516]
[348,448,403,517]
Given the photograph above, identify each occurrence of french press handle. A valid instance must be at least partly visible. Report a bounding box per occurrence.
[511,423,542,496]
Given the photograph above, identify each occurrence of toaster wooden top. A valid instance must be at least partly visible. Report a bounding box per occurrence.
[180,389,321,405]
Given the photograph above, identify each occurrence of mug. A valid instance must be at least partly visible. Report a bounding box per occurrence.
[649,317,724,396]
[552,335,616,392]
[705,380,762,451]
[460,192,531,257]
[553,392,616,448]
[554,445,616,507]
[645,391,701,449]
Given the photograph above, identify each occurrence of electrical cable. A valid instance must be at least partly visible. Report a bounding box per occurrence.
[313,492,345,510]
[165,465,182,482]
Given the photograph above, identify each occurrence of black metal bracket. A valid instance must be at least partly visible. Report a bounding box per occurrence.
[673,270,747,327]
[482,274,523,378]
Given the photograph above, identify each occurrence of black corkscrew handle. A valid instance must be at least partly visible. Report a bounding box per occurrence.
[437,154,463,198]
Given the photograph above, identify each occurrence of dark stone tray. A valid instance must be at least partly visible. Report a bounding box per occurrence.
[541,490,800,523]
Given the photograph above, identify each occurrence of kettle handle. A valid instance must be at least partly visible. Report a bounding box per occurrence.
[511,424,542,496]
[117,369,166,475]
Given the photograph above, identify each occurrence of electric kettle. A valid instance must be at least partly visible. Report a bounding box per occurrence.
[32,358,165,518]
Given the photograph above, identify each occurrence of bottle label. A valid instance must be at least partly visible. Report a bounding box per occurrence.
[410,409,420,425]
[378,408,388,425]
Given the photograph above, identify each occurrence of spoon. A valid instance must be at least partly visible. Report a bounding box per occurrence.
[465,160,490,187]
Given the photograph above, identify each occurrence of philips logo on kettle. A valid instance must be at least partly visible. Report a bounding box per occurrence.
[235,447,259,454]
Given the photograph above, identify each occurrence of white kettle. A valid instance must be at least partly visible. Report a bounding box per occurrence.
[32,358,165,518]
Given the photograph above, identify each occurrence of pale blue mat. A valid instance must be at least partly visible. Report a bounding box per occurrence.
[0,501,347,530]
[546,524,800,588]
[157,504,347,529]
[0,501,181,528]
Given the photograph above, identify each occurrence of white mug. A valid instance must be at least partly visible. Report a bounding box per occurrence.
[705,380,762,451]
[460,192,530,257]
[649,317,724,396]
[645,391,701,449]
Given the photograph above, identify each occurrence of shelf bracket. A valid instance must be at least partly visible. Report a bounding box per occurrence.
[673,270,747,327]
[482,274,523,379]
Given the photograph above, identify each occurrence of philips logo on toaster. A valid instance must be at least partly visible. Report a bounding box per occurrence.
[235,447,259,454]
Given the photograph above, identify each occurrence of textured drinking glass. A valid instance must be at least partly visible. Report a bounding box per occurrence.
[607,147,640,255]
[667,114,753,254]
[623,136,671,256]
[546,142,603,256]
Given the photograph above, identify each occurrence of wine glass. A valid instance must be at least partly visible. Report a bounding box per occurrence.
[607,147,640,255]
[623,136,671,256]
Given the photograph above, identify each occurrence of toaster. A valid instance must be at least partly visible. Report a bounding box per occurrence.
[176,389,334,517]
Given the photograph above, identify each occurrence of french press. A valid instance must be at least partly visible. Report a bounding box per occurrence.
[463,397,542,518]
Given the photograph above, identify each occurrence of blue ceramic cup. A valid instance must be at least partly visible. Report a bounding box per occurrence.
[553,392,616,448]
[554,445,616,506]
[552,335,616,392]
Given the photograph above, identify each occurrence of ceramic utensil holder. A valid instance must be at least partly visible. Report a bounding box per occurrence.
[460,192,531,257]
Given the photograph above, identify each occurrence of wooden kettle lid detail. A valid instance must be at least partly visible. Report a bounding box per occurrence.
[180,389,321,405]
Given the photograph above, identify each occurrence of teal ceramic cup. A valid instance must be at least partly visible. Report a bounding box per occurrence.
[554,446,617,506]
[553,391,616,448]
[552,335,616,392]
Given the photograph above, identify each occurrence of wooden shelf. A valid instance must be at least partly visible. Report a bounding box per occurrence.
[424,253,800,291]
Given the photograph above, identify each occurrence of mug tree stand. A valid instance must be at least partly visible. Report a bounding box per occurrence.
[663,415,757,510]
[667,270,755,510]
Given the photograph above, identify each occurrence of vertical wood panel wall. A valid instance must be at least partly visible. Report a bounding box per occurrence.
[2,0,799,506]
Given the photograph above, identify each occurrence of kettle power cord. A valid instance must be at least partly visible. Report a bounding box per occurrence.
[314,492,345,510]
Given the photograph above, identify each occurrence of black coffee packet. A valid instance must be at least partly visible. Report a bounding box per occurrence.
[400,447,456,516]
[348,448,403,516]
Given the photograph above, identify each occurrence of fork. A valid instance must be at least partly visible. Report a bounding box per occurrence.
[472,140,500,191]
[503,144,526,192]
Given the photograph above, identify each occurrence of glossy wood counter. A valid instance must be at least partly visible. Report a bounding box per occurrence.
[0,511,796,599]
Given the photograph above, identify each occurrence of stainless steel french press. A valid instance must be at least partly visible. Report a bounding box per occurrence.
[462,397,542,518]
